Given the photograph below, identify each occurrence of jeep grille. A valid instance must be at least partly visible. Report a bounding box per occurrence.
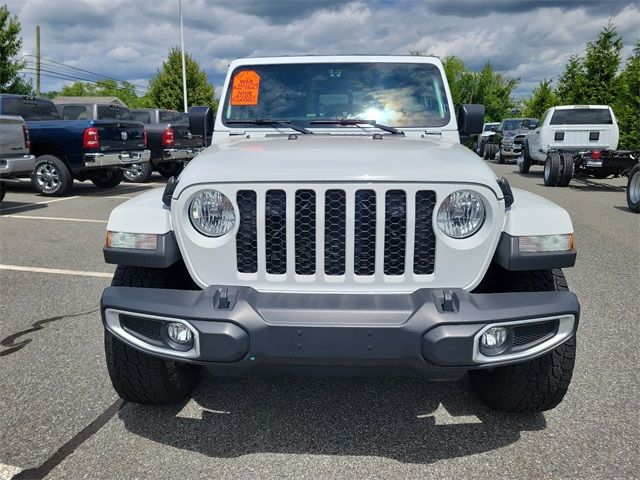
[236,188,436,277]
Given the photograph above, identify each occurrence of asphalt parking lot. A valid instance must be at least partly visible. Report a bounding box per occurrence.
[0,165,638,480]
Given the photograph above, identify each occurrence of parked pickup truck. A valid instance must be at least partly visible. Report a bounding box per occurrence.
[0,95,150,196]
[521,105,638,188]
[484,118,537,163]
[0,115,36,201]
[476,122,499,156]
[101,55,580,414]
[126,108,204,182]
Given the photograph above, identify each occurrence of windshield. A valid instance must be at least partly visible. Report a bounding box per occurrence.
[550,108,612,125]
[222,62,450,128]
[97,105,133,121]
[501,120,525,131]
[131,111,151,123]
[484,123,498,132]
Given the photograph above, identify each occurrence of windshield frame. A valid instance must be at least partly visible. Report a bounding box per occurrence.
[219,59,453,131]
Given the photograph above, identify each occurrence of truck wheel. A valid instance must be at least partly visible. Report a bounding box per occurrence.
[543,153,561,186]
[0,182,6,201]
[557,153,574,187]
[490,144,497,160]
[469,269,576,412]
[627,164,640,212]
[89,169,124,189]
[32,155,73,197]
[483,145,489,160]
[497,147,504,164]
[105,265,201,404]
[520,141,532,174]
[123,163,152,183]
[156,162,183,178]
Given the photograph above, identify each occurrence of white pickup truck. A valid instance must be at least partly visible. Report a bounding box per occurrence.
[521,105,638,188]
[100,55,580,413]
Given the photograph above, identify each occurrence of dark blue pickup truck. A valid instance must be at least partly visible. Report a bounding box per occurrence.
[0,95,150,196]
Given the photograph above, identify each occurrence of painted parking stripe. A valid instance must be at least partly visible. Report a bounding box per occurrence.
[0,195,80,212]
[0,264,113,278]
[0,463,23,479]
[3,215,107,223]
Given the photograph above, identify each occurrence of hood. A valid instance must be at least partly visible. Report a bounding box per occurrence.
[503,129,529,136]
[177,135,501,196]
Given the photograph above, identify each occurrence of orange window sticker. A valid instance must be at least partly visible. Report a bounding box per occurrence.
[231,70,260,106]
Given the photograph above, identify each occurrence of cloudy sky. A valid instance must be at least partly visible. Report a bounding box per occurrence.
[5,0,640,99]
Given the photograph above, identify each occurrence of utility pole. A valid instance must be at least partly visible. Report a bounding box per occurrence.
[35,25,41,95]
[179,0,188,113]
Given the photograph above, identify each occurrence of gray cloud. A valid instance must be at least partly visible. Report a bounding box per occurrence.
[5,0,639,100]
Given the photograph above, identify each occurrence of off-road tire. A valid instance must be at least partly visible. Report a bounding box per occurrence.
[543,152,561,186]
[156,162,184,178]
[105,265,201,404]
[469,269,576,412]
[123,163,152,183]
[31,155,73,197]
[0,182,6,201]
[89,169,124,189]
[557,153,574,187]
[627,164,640,212]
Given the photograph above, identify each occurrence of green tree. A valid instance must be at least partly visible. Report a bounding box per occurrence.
[615,42,640,150]
[0,4,31,94]
[582,22,623,105]
[556,55,585,104]
[58,79,152,108]
[147,47,216,112]
[523,79,558,118]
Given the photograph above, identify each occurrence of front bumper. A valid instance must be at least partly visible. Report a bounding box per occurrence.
[101,286,579,379]
[84,150,150,168]
[0,154,36,177]
[500,144,522,157]
[161,147,203,162]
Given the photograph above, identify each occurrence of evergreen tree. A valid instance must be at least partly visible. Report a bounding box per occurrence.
[556,55,585,105]
[146,47,216,112]
[615,43,640,150]
[523,79,558,118]
[0,5,31,94]
[582,22,623,105]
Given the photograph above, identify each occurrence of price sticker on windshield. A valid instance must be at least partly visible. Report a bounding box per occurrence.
[231,70,260,106]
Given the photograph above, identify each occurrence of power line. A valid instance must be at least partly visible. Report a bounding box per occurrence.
[21,54,150,92]
[20,68,149,96]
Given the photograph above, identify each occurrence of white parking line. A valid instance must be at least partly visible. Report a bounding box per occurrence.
[102,196,134,200]
[0,264,113,278]
[0,463,23,479]
[3,215,107,223]
[0,195,80,212]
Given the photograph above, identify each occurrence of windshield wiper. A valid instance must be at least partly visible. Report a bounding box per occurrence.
[227,119,312,134]
[310,119,404,135]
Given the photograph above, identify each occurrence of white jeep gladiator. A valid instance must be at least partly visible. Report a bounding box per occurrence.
[101,56,580,412]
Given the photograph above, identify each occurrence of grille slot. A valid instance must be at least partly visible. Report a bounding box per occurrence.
[295,190,316,275]
[414,190,437,274]
[384,190,407,275]
[236,190,258,273]
[265,190,287,274]
[324,189,346,275]
[120,315,164,344]
[354,189,377,275]
[512,321,558,348]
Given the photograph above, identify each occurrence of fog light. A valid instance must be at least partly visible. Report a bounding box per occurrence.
[481,327,508,348]
[166,323,193,344]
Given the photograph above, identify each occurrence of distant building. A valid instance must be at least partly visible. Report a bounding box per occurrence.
[52,96,127,107]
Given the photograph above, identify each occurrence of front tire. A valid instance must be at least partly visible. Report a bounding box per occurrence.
[520,141,532,174]
[627,164,640,212]
[497,147,504,164]
[123,163,152,183]
[543,152,561,186]
[88,169,124,189]
[156,162,184,178]
[32,155,73,196]
[0,182,6,201]
[106,265,201,404]
[470,269,576,412]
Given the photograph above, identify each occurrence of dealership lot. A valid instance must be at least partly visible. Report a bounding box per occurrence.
[0,167,638,479]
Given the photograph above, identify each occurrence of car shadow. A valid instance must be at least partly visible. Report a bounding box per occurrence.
[0,201,48,214]
[566,178,626,192]
[119,373,546,464]
[613,205,635,213]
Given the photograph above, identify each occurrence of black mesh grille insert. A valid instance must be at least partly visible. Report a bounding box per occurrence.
[324,189,346,275]
[295,189,316,275]
[384,190,406,275]
[512,321,558,347]
[414,190,436,275]
[120,315,163,343]
[265,190,287,274]
[354,189,376,275]
[236,190,258,273]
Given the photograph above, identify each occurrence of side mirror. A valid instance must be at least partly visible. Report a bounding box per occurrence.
[188,106,214,146]
[457,104,484,136]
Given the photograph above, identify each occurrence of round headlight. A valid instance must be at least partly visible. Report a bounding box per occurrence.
[437,190,486,238]
[189,190,236,237]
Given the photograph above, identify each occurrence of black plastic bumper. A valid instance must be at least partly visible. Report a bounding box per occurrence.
[101,285,579,379]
